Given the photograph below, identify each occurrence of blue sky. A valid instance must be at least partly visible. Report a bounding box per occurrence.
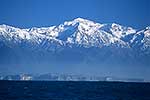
[0,0,149,29]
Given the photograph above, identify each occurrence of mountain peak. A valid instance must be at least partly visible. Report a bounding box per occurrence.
[73,17,100,25]
[0,18,149,50]
[73,17,93,23]
[63,18,98,27]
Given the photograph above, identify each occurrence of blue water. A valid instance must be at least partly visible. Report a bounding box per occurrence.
[0,81,150,100]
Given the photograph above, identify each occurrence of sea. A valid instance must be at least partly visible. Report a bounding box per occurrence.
[0,81,150,100]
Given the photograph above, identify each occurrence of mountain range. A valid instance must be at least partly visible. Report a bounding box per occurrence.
[0,18,150,79]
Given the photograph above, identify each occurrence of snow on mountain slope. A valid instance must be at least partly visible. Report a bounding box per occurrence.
[0,18,150,52]
[0,24,44,44]
[130,26,150,53]
[110,23,136,38]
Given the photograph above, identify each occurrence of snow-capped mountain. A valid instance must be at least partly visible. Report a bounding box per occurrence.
[0,18,150,78]
[0,18,149,51]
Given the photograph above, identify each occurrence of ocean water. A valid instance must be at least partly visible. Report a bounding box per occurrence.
[0,81,150,100]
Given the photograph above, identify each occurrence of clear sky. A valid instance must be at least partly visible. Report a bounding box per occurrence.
[0,0,149,29]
